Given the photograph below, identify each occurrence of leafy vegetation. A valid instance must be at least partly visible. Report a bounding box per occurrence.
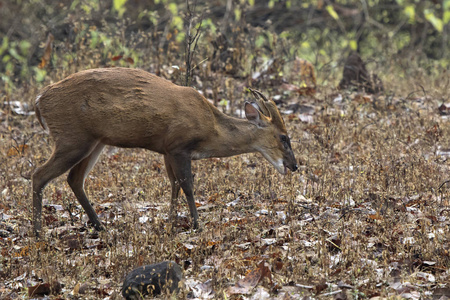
[0,0,449,299]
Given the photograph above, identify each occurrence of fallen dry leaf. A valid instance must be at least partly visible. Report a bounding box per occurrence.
[6,144,28,156]
[227,261,272,295]
[38,33,54,69]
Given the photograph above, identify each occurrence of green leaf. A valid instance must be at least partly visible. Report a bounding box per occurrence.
[9,47,23,62]
[20,64,30,77]
[349,40,357,51]
[2,54,10,63]
[279,31,290,39]
[81,3,91,14]
[113,0,127,17]
[286,0,291,9]
[33,67,47,82]
[90,30,99,49]
[234,7,241,21]
[424,9,443,32]
[255,35,265,48]
[0,37,9,56]
[267,31,274,46]
[100,33,112,50]
[203,18,217,34]
[1,74,11,84]
[168,3,177,15]
[19,40,31,55]
[326,5,339,20]
[138,10,148,20]
[176,32,185,43]
[70,0,79,10]
[171,15,183,30]
[248,0,254,6]
[219,99,229,107]
[444,0,450,10]
[5,61,14,73]
[300,41,310,50]
[113,0,127,11]
[404,5,415,23]
[444,11,450,24]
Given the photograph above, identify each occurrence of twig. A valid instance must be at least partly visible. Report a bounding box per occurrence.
[191,57,209,71]
[418,84,428,100]
[184,0,203,87]
[438,180,450,191]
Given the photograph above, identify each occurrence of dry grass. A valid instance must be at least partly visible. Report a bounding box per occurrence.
[1,73,449,299]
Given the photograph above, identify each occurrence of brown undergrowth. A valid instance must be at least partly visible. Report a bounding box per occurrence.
[1,77,449,298]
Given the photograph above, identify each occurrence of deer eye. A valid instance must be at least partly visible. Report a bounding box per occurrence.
[280,135,291,148]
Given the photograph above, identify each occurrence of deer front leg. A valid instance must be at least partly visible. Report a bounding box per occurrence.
[164,154,199,229]
[164,155,181,229]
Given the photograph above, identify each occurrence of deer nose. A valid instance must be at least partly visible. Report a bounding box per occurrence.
[287,163,298,172]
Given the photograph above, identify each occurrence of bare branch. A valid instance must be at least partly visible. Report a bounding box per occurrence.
[184,0,203,86]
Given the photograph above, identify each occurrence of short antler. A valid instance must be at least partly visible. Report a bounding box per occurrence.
[248,88,271,119]
[248,88,286,132]
[249,88,269,102]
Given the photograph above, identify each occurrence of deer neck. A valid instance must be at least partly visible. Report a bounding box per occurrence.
[192,113,259,159]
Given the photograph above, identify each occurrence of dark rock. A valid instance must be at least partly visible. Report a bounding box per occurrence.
[122,261,183,299]
[28,281,62,297]
[338,52,383,94]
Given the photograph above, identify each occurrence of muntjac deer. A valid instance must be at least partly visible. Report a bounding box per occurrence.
[32,67,297,236]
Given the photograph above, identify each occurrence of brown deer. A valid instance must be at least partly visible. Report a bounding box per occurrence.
[32,67,297,236]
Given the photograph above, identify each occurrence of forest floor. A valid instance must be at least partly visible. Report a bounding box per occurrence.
[0,2,449,298]
[1,66,449,299]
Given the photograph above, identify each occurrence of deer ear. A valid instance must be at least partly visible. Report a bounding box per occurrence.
[245,102,266,127]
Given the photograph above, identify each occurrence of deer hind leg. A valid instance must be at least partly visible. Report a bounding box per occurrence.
[67,142,105,231]
[32,141,98,236]
[164,155,181,229]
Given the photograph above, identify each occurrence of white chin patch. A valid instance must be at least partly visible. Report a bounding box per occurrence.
[263,154,285,174]
[275,162,286,175]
